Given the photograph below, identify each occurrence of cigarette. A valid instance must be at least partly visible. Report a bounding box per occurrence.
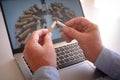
[23,33,31,44]
[19,28,31,39]
[31,7,37,13]
[23,21,36,29]
[34,4,40,11]
[19,17,33,22]
[24,10,33,14]
[56,21,66,27]
[36,20,42,29]
[52,17,62,22]
[20,14,32,19]
[48,21,57,32]
[15,21,27,28]
[33,15,41,20]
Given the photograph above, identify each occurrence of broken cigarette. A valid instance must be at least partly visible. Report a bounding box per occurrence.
[48,21,57,32]
[48,20,66,33]
[56,21,66,27]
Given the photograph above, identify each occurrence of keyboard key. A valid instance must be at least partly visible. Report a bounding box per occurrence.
[59,56,64,59]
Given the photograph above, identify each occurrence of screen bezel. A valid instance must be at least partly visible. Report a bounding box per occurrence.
[0,0,84,54]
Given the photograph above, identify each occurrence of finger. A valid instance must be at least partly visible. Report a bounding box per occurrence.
[61,33,73,42]
[65,17,84,27]
[65,17,96,32]
[65,17,90,27]
[65,17,86,32]
[43,32,53,47]
[28,29,48,44]
[62,26,82,41]
[66,38,73,43]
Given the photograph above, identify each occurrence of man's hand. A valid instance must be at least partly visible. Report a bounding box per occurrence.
[62,17,103,63]
[24,29,56,72]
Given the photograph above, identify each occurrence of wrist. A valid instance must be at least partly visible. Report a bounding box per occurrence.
[89,45,103,63]
[30,62,57,73]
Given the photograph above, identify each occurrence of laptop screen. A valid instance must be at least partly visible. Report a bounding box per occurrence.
[0,0,84,53]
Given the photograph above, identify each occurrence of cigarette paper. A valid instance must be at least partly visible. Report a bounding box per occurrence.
[48,21,56,32]
[23,21,36,29]
[19,17,33,22]
[52,17,62,22]
[24,10,33,14]
[15,21,27,28]
[33,15,40,20]
[36,20,42,29]
[20,14,32,19]
[34,4,40,11]
[23,33,31,44]
[56,21,66,27]
[31,7,37,13]
[19,28,31,39]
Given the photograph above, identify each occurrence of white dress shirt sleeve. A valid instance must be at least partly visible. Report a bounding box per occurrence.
[95,47,120,80]
[32,66,60,80]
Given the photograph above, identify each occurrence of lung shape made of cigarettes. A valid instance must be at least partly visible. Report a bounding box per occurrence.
[15,2,76,47]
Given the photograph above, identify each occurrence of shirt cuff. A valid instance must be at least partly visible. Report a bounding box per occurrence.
[32,66,60,80]
[94,47,120,79]
[95,47,112,72]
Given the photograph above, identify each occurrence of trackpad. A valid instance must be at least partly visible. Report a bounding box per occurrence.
[59,61,95,80]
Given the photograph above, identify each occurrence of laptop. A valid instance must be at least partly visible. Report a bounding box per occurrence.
[0,0,112,80]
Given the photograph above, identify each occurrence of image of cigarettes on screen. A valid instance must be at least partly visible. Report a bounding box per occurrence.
[1,0,83,49]
[15,2,76,47]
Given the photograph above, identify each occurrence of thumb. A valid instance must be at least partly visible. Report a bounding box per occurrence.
[44,33,53,46]
[62,26,82,40]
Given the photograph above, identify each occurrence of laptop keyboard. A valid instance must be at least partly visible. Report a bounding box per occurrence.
[23,42,85,71]
[55,42,86,69]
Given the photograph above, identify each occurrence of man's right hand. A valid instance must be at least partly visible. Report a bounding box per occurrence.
[24,29,56,72]
[62,17,103,63]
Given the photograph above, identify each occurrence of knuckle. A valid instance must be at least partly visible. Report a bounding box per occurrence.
[32,30,38,35]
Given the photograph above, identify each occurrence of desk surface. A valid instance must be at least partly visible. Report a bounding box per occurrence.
[0,0,120,80]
